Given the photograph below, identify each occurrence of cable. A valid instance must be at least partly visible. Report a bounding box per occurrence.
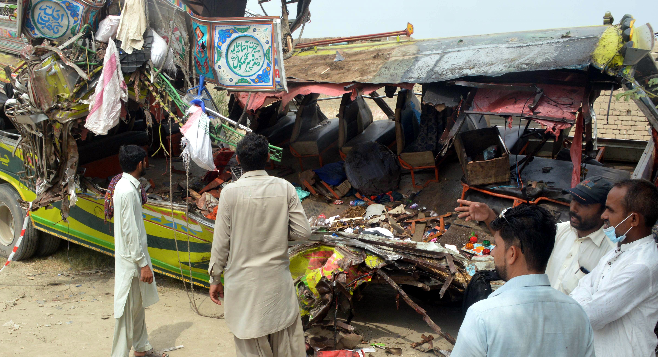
[169,115,223,319]
[514,96,533,189]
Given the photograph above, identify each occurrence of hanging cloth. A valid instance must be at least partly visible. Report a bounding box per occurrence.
[181,105,217,172]
[116,0,147,54]
[84,39,128,135]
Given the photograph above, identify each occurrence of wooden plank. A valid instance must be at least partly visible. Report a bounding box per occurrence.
[412,212,426,242]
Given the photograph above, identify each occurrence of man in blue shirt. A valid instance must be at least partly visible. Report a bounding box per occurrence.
[452,203,595,357]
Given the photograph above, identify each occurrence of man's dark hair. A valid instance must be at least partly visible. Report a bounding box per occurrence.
[490,204,557,272]
[613,179,658,228]
[236,133,269,172]
[119,145,147,173]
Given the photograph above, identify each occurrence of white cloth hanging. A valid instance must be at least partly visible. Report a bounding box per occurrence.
[181,106,217,172]
[84,39,127,136]
[116,0,147,54]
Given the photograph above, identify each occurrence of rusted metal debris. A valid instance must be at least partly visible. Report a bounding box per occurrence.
[410,334,434,349]
[295,23,414,49]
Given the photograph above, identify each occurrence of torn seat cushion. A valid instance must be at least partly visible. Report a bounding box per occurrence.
[290,118,339,156]
[399,151,435,168]
[341,120,396,155]
[338,95,373,148]
[290,101,323,143]
[257,114,295,145]
[344,141,401,196]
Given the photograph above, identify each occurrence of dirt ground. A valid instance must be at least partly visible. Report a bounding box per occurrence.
[0,159,470,357]
[0,241,462,357]
[1,142,476,357]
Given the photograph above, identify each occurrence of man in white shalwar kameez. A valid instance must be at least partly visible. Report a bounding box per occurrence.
[209,133,311,357]
[111,145,166,357]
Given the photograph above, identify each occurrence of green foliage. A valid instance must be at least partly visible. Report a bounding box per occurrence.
[615,87,642,101]
[649,78,658,88]
[615,78,658,105]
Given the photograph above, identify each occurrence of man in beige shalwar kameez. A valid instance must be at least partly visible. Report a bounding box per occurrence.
[209,133,311,357]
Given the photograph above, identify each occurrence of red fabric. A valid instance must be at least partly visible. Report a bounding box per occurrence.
[87,53,118,118]
[316,351,360,357]
[471,84,584,121]
[235,82,414,112]
[570,112,584,188]
[104,173,148,222]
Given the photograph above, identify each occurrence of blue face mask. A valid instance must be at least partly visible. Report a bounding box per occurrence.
[603,214,633,244]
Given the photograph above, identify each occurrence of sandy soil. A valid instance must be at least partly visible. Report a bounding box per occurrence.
[1,154,473,357]
[1,241,463,357]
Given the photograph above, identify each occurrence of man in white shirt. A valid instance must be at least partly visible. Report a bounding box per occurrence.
[571,179,658,357]
[545,176,615,294]
[111,145,166,357]
[452,204,594,357]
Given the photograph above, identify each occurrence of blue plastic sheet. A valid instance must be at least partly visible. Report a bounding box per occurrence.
[313,162,347,186]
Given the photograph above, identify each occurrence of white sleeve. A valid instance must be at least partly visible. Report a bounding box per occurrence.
[572,263,653,330]
[118,193,147,268]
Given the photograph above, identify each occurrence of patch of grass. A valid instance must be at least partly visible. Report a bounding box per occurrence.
[51,241,114,272]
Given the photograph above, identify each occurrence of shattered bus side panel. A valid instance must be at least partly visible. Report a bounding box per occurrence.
[0,137,214,286]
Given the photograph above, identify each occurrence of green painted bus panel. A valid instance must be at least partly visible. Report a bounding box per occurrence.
[0,137,213,286]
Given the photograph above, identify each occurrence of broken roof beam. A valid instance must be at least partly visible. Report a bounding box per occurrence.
[295,23,414,49]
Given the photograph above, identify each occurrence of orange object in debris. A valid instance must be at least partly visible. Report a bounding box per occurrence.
[200,177,224,194]
[465,242,474,250]
[316,350,362,357]
[205,206,218,220]
[208,189,221,199]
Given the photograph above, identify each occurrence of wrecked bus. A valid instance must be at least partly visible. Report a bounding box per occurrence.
[0,0,297,287]
[0,0,657,338]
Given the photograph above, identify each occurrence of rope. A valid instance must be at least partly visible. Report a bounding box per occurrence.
[167,112,223,319]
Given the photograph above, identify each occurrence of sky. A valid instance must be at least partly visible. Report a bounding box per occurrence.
[246,0,657,40]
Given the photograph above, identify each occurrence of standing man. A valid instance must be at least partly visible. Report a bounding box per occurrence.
[570,179,658,357]
[452,204,594,357]
[545,176,615,294]
[209,133,311,357]
[112,145,166,357]
[456,177,614,295]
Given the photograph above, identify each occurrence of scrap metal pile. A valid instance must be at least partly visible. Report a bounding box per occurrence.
[290,231,468,348]
[288,191,501,349]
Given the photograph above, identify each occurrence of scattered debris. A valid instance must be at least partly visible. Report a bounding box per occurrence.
[162,345,184,352]
[3,320,20,330]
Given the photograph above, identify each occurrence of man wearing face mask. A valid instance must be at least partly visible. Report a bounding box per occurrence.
[457,176,614,297]
[545,176,616,294]
[451,204,594,357]
[570,179,658,357]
